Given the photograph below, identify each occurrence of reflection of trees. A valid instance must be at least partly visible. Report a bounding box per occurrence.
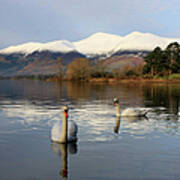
[56,82,63,101]
[65,82,146,106]
[65,82,92,100]
[143,84,180,115]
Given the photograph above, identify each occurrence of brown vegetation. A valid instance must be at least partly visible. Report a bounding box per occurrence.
[66,58,92,80]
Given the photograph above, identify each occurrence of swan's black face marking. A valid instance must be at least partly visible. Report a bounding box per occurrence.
[63,106,69,112]
[113,98,119,106]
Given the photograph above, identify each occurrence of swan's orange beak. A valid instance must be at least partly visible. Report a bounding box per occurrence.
[63,105,69,119]
[64,109,68,118]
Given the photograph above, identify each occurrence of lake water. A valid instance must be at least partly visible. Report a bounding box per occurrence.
[0,80,180,180]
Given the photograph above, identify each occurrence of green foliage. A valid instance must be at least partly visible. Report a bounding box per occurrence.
[168,73,180,80]
[143,47,167,76]
[144,42,180,76]
[165,42,180,74]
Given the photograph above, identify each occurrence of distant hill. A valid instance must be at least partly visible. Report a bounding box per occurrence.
[103,55,145,70]
[0,51,85,76]
[0,31,180,76]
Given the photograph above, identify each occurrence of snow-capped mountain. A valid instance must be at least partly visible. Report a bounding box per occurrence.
[112,32,180,53]
[73,32,123,57]
[1,31,180,77]
[0,31,180,57]
[0,40,76,55]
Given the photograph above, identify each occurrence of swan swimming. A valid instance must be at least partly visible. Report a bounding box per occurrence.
[51,106,78,143]
[113,98,150,117]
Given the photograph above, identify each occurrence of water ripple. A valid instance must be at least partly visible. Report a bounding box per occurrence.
[0,99,180,143]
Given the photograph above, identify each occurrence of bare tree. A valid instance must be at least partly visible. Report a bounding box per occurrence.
[66,58,92,80]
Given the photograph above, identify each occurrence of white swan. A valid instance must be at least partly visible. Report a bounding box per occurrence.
[113,98,150,117]
[51,106,78,143]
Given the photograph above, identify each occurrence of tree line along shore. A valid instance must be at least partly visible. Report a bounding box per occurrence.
[2,41,180,83]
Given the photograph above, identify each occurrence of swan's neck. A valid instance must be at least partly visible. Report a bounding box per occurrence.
[60,111,68,143]
[116,104,120,116]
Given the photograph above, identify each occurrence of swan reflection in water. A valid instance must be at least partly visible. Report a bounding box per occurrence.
[51,142,78,179]
[114,116,121,134]
[114,116,148,134]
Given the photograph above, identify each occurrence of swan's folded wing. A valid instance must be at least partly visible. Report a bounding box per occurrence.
[51,122,62,142]
[121,108,137,116]
[68,120,78,139]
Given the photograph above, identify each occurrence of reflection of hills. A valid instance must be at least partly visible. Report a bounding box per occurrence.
[0,80,63,102]
[0,80,146,106]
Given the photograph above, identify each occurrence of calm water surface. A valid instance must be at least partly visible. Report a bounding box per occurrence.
[0,80,180,180]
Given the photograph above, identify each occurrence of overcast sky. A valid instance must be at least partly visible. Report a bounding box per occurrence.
[1,0,180,49]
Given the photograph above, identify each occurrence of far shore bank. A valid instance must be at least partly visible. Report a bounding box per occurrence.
[89,78,180,84]
[46,77,180,84]
[1,76,180,84]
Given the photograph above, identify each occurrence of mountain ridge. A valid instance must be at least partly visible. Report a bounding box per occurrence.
[1,31,180,57]
[0,31,180,77]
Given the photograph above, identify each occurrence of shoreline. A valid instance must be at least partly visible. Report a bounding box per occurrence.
[1,76,180,84]
[49,77,180,84]
[87,78,180,84]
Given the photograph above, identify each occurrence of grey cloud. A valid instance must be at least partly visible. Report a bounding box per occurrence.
[1,0,180,48]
